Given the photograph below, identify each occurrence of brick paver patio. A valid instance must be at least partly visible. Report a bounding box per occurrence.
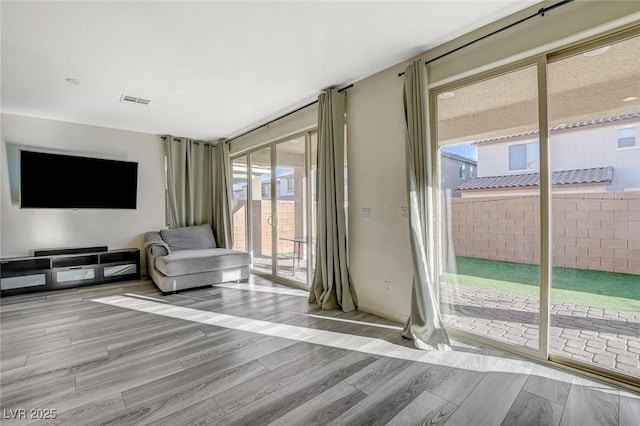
[248,259,639,375]
[252,255,309,284]
[441,283,640,377]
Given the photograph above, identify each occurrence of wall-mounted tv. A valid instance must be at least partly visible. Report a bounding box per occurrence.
[20,150,138,209]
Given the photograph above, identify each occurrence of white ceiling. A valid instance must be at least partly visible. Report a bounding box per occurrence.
[1,0,540,141]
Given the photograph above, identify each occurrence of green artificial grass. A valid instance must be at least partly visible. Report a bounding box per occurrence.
[443,256,640,313]
[278,252,297,259]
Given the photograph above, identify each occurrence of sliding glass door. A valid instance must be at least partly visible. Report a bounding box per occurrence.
[435,29,640,382]
[275,135,308,283]
[231,156,248,252]
[250,147,273,276]
[231,130,317,287]
[547,34,640,379]
[437,64,541,353]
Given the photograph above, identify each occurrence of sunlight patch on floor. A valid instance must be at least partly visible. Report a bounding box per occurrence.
[91,294,535,375]
[301,313,403,331]
[213,282,309,297]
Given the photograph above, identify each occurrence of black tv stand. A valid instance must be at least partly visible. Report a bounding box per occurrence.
[1,247,140,296]
[32,246,109,257]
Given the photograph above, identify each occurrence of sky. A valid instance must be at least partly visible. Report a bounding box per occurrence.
[233,167,293,188]
[441,142,477,161]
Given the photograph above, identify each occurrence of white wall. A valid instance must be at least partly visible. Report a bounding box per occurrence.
[230,105,317,155]
[1,113,166,273]
[346,61,414,322]
[551,123,640,192]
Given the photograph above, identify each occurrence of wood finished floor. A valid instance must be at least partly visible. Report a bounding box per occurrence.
[1,276,638,426]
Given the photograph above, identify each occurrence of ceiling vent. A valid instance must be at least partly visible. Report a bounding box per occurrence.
[120,94,150,106]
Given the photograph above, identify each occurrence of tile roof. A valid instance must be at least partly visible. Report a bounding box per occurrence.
[456,166,614,191]
[472,112,640,145]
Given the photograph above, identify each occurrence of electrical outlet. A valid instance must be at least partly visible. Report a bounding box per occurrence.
[384,281,392,293]
[362,208,372,219]
[400,206,408,219]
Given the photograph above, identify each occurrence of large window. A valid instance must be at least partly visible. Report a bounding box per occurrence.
[435,30,640,383]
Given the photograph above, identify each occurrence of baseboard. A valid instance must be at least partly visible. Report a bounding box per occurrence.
[357,302,407,325]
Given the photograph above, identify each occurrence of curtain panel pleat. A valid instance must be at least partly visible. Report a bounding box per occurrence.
[309,88,358,312]
[163,136,233,248]
[213,142,233,249]
[401,61,451,351]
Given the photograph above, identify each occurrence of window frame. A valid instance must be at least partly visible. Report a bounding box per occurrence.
[508,140,539,172]
[617,127,636,148]
[229,128,319,290]
[285,176,295,194]
[261,182,271,199]
[430,25,640,391]
[458,162,467,180]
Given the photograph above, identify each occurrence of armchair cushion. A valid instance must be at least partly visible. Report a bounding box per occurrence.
[155,248,251,277]
[160,224,217,251]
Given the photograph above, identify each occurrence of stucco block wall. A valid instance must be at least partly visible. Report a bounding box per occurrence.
[233,200,301,256]
[232,201,247,252]
[451,191,640,275]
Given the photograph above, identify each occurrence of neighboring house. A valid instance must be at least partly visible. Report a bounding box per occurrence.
[233,184,247,201]
[456,112,640,197]
[233,169,297,201]
[260,173,296,200]
[440,151,477,198]
[234,165,349,202]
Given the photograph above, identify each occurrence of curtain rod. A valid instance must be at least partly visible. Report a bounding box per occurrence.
[160,136,225,146]
[226,83,353,143]
[397,0,574,77]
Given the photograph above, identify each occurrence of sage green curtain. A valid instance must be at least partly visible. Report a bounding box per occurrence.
[212,141,233,249]
[442,189,458,279]
[163,136,233,248]
[309,88,358,312]
[401,61,451,350]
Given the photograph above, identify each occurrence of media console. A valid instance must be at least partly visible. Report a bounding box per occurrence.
[1,247,140,295]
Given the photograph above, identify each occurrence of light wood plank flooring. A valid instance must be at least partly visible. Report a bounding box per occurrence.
[1,276,638,425]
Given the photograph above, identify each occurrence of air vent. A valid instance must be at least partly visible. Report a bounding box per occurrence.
[120,94,150,106]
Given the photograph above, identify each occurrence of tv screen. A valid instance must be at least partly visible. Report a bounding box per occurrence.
[20,150,138,209]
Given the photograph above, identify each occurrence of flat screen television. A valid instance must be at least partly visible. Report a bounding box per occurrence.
[20,150,138,209]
